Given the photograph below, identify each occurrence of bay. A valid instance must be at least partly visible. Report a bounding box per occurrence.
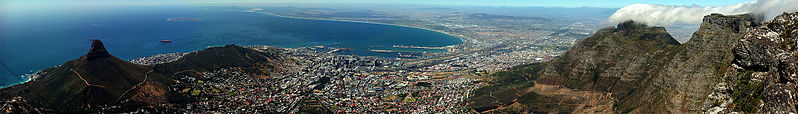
[0,6,462,87]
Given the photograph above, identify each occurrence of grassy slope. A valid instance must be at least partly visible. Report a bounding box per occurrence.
[154,45,278,77]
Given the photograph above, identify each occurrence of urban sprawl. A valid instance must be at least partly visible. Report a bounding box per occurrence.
[125,7,592,113]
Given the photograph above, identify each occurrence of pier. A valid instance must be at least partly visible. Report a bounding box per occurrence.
[326,48,351,53]
[392,45,448,49]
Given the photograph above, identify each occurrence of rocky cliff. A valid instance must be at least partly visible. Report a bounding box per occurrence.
[467,12,792,113]
[705,12,798,113]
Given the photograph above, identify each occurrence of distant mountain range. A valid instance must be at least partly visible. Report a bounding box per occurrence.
[468,12,798,113]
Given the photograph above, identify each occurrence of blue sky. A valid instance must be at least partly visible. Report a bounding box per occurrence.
[4,0,753,8]
[257,0,754,8]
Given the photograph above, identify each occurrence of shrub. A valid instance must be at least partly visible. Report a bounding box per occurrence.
[732,70,764,113]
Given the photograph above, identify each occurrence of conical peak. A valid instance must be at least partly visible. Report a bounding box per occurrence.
[86,39,110,60]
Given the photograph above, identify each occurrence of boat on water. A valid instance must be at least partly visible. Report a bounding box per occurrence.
[161,40,172,43]
[398,54,413,58]
[167,17,201,21]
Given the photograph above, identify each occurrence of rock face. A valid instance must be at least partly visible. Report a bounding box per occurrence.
[468,13,778,113]
[650,13,757,113]
[709,12,798,113]
[535,20,685,113]
[86,40,111,60]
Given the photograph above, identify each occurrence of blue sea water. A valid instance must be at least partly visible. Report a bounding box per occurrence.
[0,6,462,87]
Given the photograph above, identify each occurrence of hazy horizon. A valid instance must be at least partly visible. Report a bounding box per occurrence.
[3,0,751,9]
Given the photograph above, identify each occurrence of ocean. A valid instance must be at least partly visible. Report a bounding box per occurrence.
[0,6,462,87]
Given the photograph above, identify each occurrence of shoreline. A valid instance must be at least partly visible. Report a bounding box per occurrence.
[2,10,465,89]
[248,10,465,49]
[0,74,33,89]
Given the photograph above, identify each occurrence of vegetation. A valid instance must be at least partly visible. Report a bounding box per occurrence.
[732,70,764,113]
[191,90,202,96]
[154,45,278,76]
[402,96,417,102]
[415,82,432,87]
[0,40,184,111]
[467,63,545,112]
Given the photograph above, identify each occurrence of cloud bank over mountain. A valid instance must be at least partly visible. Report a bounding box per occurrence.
[608,0,798,26]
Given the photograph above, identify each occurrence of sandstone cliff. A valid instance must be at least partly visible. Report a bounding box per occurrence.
[467,12,790,113]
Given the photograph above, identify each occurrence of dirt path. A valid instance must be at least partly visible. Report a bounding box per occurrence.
[116,70,152,102]
[71,69,105,88]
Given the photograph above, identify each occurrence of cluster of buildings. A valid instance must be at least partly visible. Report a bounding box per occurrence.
[422,46,561,72]
[129,53,187,65]
[318,74,478,113]
[177,67,314,113]
[124,10,593,112]
[121,40,564,113]
[133,46,487,113]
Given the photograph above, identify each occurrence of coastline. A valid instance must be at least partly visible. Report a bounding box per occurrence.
[1,10,465,89]
[0,74,33,89]
[248,10,465,48]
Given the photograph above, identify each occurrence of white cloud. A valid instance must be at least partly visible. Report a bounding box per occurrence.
[608,0,798,26]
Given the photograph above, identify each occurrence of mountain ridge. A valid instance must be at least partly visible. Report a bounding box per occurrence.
[0,40,284,113]
[0,40,177,112]
[467,13,763,113]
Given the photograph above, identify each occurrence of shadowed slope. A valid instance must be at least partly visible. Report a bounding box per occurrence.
[154,45,280,77]
[0,40,175,112]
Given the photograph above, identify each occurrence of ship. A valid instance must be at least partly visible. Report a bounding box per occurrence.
[167,17,201,21]
[161,40,172,43]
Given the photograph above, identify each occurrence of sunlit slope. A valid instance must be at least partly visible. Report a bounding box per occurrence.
[468,13,758,113]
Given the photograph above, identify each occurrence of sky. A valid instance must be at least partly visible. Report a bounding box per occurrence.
[609,0,798,26]
[2,0,752,8]
[254,0,753,8]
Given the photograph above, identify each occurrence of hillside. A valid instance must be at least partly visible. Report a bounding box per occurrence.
[0,40,178,112]
[153,45,281,78]
[0,41,285,113]
[468,13,770,113]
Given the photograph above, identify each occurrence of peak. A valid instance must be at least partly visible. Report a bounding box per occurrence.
[615,21,649,31]
[221,44,239,48]
[86,39,111,60]
[701,13,759,32]
[602,21,680,45]
[703,13,755,22]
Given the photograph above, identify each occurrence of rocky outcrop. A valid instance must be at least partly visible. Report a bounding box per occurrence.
[705,12,798,113]
[468,13,773,113]
[653,13,757,113]
[86,40,111,60]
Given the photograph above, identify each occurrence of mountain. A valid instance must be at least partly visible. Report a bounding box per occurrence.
[467,12,778,113]
[153,45,281,78]
[0,40,177,112]
[0,41,284,113]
